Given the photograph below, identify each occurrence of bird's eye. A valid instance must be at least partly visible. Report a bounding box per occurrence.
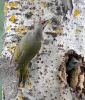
[73,62,77,64]
[42,21,46,24]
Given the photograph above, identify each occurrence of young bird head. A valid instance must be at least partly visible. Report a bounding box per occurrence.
[66,58,82,72]
[70,59,82,67]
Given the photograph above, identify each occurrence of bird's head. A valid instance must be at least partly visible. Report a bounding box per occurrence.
[70,59,82,67]
[34,19,52,41]
[38,19,52,30]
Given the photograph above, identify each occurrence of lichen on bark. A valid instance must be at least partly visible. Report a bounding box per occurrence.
[1,0,85,100]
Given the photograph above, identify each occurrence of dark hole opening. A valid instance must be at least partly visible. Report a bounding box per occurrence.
[65,49,85,98]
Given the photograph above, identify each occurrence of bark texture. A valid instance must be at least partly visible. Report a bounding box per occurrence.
[1,0,85,100]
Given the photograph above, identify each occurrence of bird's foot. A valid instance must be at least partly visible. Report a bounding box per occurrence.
[18,74,26,88]
[19,82,25,88]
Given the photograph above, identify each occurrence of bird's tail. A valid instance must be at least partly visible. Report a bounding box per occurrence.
[15,63,27,71]
[17,64,28,87]
[10,50,16,66]
[10,55,14,65]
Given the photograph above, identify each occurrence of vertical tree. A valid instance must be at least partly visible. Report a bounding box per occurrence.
[1,0,85,100]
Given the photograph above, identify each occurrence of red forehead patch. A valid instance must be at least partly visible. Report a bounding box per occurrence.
[39,20,45,23]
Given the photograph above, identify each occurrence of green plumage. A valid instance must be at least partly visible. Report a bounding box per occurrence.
[11,20,48,87]
[13,32,41,67]
[12,32,41,86]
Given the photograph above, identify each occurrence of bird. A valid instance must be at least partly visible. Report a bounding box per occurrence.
[10,19,51,87]
[66,58,82,72]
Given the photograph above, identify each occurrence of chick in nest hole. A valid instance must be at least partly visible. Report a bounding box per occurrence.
[66,58,82,72]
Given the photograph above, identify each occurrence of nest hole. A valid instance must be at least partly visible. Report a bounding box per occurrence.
[65,50,83,81]
[59,49,85,98]
[65,50,85,97]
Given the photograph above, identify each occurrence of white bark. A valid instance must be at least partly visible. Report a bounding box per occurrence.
[1,0,85,100]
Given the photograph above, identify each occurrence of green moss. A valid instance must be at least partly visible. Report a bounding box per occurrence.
[0,1,4,53]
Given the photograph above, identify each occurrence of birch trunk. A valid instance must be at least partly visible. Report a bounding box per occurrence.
[1,0,85,100]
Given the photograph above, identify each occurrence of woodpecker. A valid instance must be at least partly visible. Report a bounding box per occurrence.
[10,19,51,87]
[66,58,82,72]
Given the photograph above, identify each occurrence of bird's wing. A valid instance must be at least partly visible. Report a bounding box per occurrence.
[10,44,21,65]
[17,42,41,63]
[14,42,41,71]
[10,32,33,64]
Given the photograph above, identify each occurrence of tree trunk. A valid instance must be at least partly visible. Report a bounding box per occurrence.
[1,0,85,100]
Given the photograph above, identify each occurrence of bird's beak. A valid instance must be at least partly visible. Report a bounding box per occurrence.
[46,19,52,24]
[42,19,52,29]
[76,62,82,66]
